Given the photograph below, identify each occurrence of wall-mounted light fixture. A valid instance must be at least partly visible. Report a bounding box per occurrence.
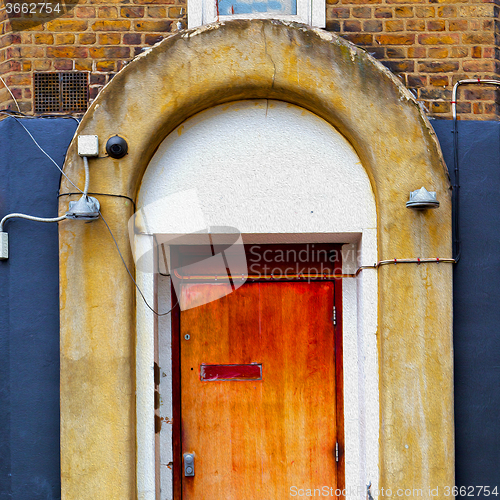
[406,187,440,210]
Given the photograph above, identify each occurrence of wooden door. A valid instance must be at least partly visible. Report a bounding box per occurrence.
[179,280,340,499]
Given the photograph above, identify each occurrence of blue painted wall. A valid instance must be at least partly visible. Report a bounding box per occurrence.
[432,119,500,492]
[0,117,77,500]
[0,116,499,497]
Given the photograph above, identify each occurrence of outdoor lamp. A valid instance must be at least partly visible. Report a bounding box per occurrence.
[406,187,440,210]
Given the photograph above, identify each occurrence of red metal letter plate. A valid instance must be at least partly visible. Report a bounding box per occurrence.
[200,364,262,381]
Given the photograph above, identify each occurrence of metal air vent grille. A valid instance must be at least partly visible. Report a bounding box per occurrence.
[34,72,88,113]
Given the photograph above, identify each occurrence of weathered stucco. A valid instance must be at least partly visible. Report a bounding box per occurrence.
[59,19,453,499]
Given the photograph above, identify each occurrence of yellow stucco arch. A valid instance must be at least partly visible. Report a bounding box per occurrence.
[59,19,453,499]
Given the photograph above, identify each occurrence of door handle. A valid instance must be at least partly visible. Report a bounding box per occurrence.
[184,453,195,477]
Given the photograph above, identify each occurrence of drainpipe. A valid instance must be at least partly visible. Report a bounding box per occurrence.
[451,79,500,263]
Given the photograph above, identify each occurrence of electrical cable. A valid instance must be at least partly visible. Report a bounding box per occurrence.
[58,192,136,212]
[0,76,21,113]
[0,213,67,231]
[0,112,84,195]
[99,210,178,316]
[0,108,81,124]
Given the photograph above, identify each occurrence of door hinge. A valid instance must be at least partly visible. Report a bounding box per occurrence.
[335,442,339,462]
[333,306,337,326]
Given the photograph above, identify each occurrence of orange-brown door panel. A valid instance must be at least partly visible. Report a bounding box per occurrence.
[180,281,338,499]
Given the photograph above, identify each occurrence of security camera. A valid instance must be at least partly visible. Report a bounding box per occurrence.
[106,136,128,159]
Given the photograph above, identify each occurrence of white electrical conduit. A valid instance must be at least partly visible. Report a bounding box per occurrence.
[83,156,90,196]
[0,213,67,232]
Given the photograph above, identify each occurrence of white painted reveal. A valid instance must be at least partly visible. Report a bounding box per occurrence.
[135,100,379,500]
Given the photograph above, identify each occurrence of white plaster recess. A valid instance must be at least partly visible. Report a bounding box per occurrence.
[134,99,379,500]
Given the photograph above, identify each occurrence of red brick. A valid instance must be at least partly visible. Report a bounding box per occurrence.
[395,6,413,17]
[75,59,92,71]
[147,7,167,17]
[431,101,450,113]
[382,60,414,72]
[20,46,45,57]
[450,46,468,57]
[75,6,96,18]
[463,89,496,100]
[386,47,406,58]
[408,46,426,57]
[420,88,451,99]
[54,59,74,70]
[428,47,449,58]
[437,5,456,16]
[325,20,341,32]
[123,33,142,44]
[363,20,382,32]
[33,60,52,71]
[456,102,471,114]
[34,33,54,44]
[55,34,75,44]
[121,7,145,18]
[98,33,121,45]
[449,20,468,31]
[407,19,425,31]
[47,46,88,58]
[343,20,362,32]
[24,88,32,99]
[418,61,459,72]
[168,7,184,17]
[483,47,494,58]
[483,20,493,31]
[329,8,350,19]
[6,47,21,59]
[430,75,449,86]
[6,73,31,86]
[462,33,494,44]
[342,0,381,4]
[145,34,164,45]
[427,20,446,31]
[90,74,106,85]
[92,20,131,31]
[473,102,483,114]
[418,34,459,44]
[95,60,116,72]
[134,20,172,31]
[386,0,422,4]
[463,60,495,72]
[385,20,404,31]
[89,87,100,99]
[79,33,97,44]
[376,34,415,44]
[374,7,392,18]
[352,7,371,18]
[342,33,373,44]
[89,46,130,58]
[46,19,88,31]
[98,6,118,18]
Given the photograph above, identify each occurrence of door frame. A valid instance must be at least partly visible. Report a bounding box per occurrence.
[169,244,345,499]
[58,19,453,500]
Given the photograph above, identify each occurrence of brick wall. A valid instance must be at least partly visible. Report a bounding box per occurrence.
[1,0,499,119]
[325,0,500,119]
[0,0,186,113]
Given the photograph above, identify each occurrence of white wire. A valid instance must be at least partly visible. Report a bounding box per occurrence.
[4,114,84,195]
[0,213,67,232]
[0,76,21,113]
